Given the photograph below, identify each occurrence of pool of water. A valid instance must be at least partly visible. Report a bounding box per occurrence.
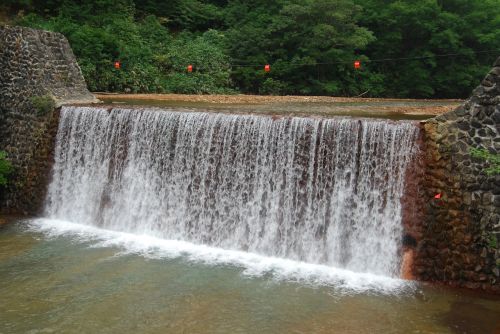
[1,219,499,333]
[98,97,459,120]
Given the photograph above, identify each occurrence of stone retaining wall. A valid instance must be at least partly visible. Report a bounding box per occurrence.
[413,57,500,292]
[0,25,98,214]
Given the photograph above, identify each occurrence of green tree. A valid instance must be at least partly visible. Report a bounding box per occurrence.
[161,30,234,94]
[355,0,500,98]
[225,0,377,95]
[18,0,165,92]
[16,1,232,94]
[135,0,225,32]
[7,0,499,97]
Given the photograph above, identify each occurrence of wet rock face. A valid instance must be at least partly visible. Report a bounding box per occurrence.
[0,26,98,214]
[415,57,500,292]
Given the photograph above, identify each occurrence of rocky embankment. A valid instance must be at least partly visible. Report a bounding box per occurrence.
[412,57,500,292]
[0,26,98,214]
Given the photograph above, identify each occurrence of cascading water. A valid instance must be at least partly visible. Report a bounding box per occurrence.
[45,106,420,278]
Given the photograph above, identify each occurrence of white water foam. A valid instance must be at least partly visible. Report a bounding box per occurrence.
[27,218,415,294]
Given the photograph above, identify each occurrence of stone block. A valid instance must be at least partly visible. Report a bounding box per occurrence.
[493,195,500,207]
[492,110,500,123]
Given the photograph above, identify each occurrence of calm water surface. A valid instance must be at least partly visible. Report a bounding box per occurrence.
[1,219,499,334]
[99,97,458,120]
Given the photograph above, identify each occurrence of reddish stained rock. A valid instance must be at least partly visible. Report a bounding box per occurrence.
[412,57,500,293]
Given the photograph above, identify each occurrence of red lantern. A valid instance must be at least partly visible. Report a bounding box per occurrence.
[354,60,361,70]
[187,65,193,73]
[264,64,270,72]
[114,61,120,69]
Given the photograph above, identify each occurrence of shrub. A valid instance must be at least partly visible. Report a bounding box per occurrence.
[0,151,13,186]
[259,78,289,95]
[163,30,233,94]
[31,95,56,116]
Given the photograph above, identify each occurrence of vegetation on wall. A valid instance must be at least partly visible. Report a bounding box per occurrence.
[470,148,500,175]
[0,151,12,186]
[2,0,499,97]
[30,94,56,116]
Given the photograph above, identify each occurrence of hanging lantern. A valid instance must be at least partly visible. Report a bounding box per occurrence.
[264,64,270,72]
[187,65,193,73]
[354,60,361,70]
[114,61,121,69]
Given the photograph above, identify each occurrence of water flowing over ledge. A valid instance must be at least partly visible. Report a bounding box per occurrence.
[45,106,420,278]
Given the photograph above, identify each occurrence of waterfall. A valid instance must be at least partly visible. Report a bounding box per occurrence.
[45,106,420,277]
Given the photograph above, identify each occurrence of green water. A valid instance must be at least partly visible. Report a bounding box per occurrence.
[99,98,459,120]
[0,220,499,334]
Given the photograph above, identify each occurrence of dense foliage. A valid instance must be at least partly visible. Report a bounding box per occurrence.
[2,0,499,97]
[356,0,500,98]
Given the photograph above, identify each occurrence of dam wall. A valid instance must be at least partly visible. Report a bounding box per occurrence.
[0,26,498,291]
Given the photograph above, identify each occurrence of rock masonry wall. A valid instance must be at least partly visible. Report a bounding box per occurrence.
[414,57,500,292]
[0,25,98,214]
